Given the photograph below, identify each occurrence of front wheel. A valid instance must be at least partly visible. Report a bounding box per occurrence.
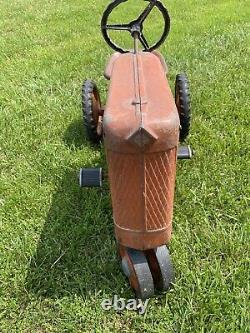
[119,245,155,300]
[175,73,191,142]
[145,245,174,291]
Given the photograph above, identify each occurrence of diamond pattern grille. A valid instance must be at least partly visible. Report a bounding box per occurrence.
[107,152,143,231]
[107,149,177,232]
[145,149,176,230]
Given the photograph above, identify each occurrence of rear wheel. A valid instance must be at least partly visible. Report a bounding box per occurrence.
[175,73,191,142]
[82,80,103,143]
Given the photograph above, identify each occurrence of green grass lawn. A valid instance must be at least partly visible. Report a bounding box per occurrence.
[0,0,249,332]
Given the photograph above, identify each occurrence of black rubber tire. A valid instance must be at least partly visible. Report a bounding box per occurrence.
[82,80,102,144]
[146,245,174,291]
[175,73,191,142]
[127,248,155,300]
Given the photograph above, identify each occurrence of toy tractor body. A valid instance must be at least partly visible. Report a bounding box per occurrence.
[80,0,192,299]
[104,51,179,250]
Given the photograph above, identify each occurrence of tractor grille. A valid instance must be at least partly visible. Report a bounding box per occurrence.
[144,149,176,230]
[107,149,177,232]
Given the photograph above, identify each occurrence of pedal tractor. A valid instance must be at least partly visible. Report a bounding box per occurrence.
[79,0,192,299]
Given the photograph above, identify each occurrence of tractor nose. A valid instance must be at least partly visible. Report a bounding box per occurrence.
[127,126,157,149]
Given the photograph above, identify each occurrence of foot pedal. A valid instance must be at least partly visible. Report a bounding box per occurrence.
[79,168,103,187]
[177,146,193,159]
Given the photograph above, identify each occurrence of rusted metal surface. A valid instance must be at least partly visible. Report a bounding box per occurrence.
[103,51,179,250]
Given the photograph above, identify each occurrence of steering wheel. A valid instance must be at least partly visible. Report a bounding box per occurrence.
[101,0,170,53]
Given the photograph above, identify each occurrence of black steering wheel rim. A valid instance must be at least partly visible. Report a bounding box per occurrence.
[101,0,170,53]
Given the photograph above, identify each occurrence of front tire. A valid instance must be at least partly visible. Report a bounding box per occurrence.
[146,245,174,291]
[119,245,155,300]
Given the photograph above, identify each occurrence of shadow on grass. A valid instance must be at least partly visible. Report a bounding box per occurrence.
[63,118,88,149]
[26,120,125,299]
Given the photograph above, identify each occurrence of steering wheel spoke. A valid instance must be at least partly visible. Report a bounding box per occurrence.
[139,33,149,50]
[104,24,131,31]
[137,0,157,24]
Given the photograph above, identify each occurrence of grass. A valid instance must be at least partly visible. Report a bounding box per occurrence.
[0,0,249,332]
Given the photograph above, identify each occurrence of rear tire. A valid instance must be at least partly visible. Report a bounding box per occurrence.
[82,80,102,144]
[175,73,191,142]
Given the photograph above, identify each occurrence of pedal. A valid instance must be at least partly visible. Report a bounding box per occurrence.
[177,146,193,159]
[79,168,103,187]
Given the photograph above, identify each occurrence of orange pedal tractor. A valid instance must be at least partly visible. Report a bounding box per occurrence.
[79,0,192,299]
